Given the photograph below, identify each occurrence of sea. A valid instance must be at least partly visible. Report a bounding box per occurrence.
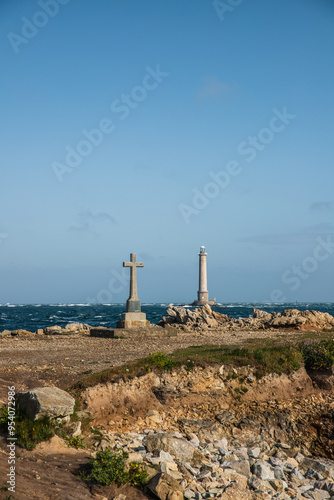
[1,302,334,332]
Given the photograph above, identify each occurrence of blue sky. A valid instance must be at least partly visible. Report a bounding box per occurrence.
[1,0,334,304]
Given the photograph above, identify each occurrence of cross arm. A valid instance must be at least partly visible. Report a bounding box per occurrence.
[123,262,144,267]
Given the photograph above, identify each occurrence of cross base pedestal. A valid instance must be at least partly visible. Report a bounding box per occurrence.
[117,312,149,329]
[126,299,141,312]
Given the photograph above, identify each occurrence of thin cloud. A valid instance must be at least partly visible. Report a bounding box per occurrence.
[69,209,117,234]
[239,231,334,245]
[309,201,334,213]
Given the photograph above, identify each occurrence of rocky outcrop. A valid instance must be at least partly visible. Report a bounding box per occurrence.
[16,386,75,421]
[159,305,219,331]
[44,323,91,335]
[261,309,334,331]
[0,323,91,337]
[159,306,334,332]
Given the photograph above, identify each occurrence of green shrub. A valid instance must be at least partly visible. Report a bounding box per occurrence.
[66,435,86,449]
[0,406,9,427]
[145,351,175,370]
[128,461,149,487]
[0,405,85,451]
[0,405,56,450]
[81,448,148,487]
[185,359,195,371]
[300,339,334,370]
[13,414,55,450]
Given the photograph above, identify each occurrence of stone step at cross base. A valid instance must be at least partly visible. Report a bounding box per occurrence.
[117,312,149,329]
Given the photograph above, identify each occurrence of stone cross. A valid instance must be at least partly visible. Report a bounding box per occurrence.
[123,253,144,312]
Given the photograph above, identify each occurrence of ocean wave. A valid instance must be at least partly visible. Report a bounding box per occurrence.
[67,303,91,307]
[1,303,334,332]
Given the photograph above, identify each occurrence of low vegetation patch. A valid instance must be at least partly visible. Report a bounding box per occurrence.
[300,338,334,370]
[0,406,84,450]
[73,343,307,392]
[71,331,334,393]
[171,344,303,378]
[0,407,55,450]
[80,448,149,488]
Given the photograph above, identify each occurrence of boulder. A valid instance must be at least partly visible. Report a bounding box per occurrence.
[0,330,12,337]
[143,433,196,463]
[147,472,183,500]
[221,459,251,478]
[301,458,334,480]
[251,460,275,480]
[179,418,225,442]
[44,325,63,335]
[10,329,35,336]
[64,322,89,333]
[44,323,90,335]
[16,386,75,421]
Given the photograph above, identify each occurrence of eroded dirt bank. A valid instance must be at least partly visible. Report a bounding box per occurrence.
[83,364,334,459]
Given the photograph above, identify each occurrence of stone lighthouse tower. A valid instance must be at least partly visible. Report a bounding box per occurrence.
[192,246,215,306]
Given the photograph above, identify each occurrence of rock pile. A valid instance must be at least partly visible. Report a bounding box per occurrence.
[0,322,91,337]
[92,429,334,499]
[159,306,334,332]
